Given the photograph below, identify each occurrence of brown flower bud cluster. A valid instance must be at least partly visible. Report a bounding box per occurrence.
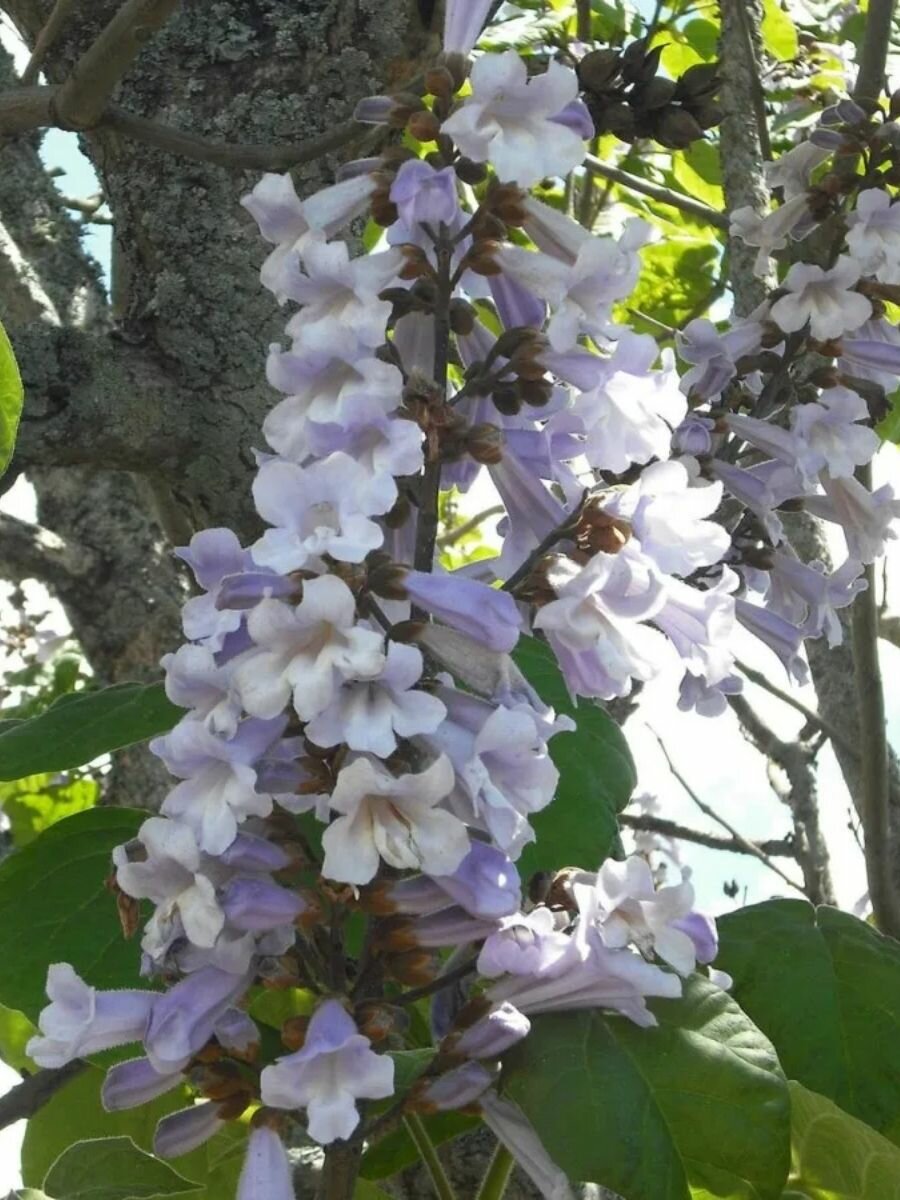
[577,40,721,149]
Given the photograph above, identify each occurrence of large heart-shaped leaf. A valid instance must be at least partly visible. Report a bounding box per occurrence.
[513,636,636,878]
[0,807,145,1019]
[788,1082,900,1199]
[502,974,790,1200]
[43,1137,200,1200]
[0,683,180,780]
[716,900,900,1142]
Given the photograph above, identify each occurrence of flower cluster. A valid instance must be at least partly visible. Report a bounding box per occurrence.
[25,6,899,1198]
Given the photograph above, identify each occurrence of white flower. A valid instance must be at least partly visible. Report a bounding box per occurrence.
[497,221,649,351]
[790,385,880,479]
[587,857,699,975]
[764,141,830,200]
[562,334,686,474]
[154,718,282,855]
[730,194,812,276]
[252,453,395,573]
[114,817,224,952]
[261,1000,394,1144]
[603,459,730,577]
[27,965,155,1068]
[264,320,402,450]
[283,238,400,347]
[321,755,468,885]
[306,642,446,758]
[441,52,585,187]
[846,188,900,281]
[769,255,872,340]
[534,544,673,700]
[232,578,386,724]
[161,644,241,737]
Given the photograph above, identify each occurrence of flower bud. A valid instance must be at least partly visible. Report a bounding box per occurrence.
[155,1102,226,1159]
[221,878,306,933]
[280,1015,310,1051]
[465,423,504,465]
[355,1001,408,1043]
[448,1002,530,1060]
[409,1062,498,1113]
[408,110,442,143]
[386,949,441,987]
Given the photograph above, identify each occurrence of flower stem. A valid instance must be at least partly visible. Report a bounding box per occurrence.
[475,1144,515,1200]
[403,1113,457,1200]
[413,224,454,574]
[320,1139,363,1200]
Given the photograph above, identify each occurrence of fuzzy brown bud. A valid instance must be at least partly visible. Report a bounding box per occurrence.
[465,423,505,464]
[408,110,442,143]
[281,1016,310,1051]
[449,298,476,336]
[386,949,440,987]
[455,157,488,185]
[355,1001,409,1043]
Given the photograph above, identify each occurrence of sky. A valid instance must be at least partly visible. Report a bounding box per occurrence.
[1,1,900,1191]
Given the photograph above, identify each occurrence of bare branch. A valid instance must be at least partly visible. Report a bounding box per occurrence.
[0,510,98,586]
[583,154,730,230]
[735,657,860,760]
[728,694,835,904]
[0,82,366,169]
[52,0,179,130]
[649,726,807,894]
[0,1061,85,1131]
[843,1,900,940]
[19,0,75,85]
[619,811,795,858]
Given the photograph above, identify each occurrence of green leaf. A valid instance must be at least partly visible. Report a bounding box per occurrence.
[0,319,24,478]
[671,141,723,209]
[0,683,180,780]
[716,900,900,1141]
[877,386,900,442]
[390,1048,436,1094]
[23,1068,201,1189]
[512,637,636,878]
[43,1137,200,1200]
[1,773,99,847]
[0,1002,37,1071]
[789,1082,900,1199]
[247,986,317,1030]
[354,1183,395,1200]
[0,807,145,1019]
[618,235,719,334]
[502,974,791,1200]
[762,0,799,61]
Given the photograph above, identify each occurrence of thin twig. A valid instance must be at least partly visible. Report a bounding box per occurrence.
[619,811,795,857]
[20,0,76,86]
[735,658,860,760]
[649,727,806,893]
[437,504,504,549]
[501,493,587,595]
[394,955,479,1008]
[583,154,730,230]
[576,0,591,42]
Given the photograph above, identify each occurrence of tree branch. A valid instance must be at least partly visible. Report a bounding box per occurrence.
[19,0,75,85]
[649,727,807,894]
[0,1061,85,1131]
[855,0,896,105]
[619,810,795,857]
[0,510,98,586]
[735,657,860,760]
[728,694,835,904]
[848,0,900,941]
[583,154,729,230]
[51,0,179,129]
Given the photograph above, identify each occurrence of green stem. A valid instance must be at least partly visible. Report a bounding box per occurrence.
[403,1113,457,1200]
[476,1144,515,1200]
